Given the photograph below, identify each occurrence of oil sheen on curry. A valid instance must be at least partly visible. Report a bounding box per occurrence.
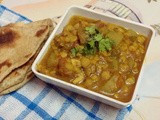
[37,15,148,102]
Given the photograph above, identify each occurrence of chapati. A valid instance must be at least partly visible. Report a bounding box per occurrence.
[0,19,54,95]
[0,19,53,82]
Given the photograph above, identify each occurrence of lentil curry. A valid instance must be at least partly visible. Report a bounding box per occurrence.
[37,15,147,102]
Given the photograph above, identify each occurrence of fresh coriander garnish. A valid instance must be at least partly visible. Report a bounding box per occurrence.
[71,25,114,56]
[83,44,97,55]
[71,47,78,57]
[99,38,114,52]
[85,25,97,35]
[94,33,103,41]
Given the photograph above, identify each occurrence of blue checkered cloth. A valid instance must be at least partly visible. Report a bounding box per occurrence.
[0,5,132,120]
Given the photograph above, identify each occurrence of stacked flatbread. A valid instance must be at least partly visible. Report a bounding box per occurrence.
[0,19,54,95]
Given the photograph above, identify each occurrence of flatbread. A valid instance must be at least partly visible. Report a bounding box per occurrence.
[0,19,54,95]
[0,71,34,95]
[0,39,47,94]
[0,19,53,82]
[0,50,36,93]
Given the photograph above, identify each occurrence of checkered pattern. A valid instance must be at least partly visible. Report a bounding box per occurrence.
[0,5,132,120]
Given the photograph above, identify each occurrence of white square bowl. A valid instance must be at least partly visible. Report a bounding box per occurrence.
[32,6,155,108]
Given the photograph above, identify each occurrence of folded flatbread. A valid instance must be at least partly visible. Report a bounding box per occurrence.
[0,19,53,82]
[0,46,40,94]
[0,71,34,95]
[0,19,54,95]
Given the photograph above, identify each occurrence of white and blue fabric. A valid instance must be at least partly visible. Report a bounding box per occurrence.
[0,5,132,120]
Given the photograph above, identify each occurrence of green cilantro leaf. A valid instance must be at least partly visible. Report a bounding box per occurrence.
[88,39,95,48]
[71,26,114,56]
[82,44,97,55]
[99,38,114,52]
[99,39,106,52]
[94,33,103,41]
[85,26,97,35]
[71,48,78,57]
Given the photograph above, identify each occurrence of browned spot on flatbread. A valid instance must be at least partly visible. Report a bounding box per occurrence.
[0,60,12,70]
[27,72,34,79]
[0,28,19,46]
[36,26,48,37]
[14,71,20,76]
[24,53,32,58]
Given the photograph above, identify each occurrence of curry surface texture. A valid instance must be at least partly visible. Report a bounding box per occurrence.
[37,15,148,102]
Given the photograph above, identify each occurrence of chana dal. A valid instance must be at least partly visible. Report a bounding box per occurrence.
[37,15,148,102]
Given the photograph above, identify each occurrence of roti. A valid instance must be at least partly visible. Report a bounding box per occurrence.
[0,49,37,93]
[0,40,46,94]
[0,19,53,82]
[0,71,34,95]
[0,19,54,95]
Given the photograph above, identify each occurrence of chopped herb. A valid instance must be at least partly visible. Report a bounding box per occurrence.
[99,38,113,52]
[83,45,96,55]
[88,39,95,48]
[71,26,114,56]
[99,39,106,52]
[85,26,97,35]
[94,33,103,41]
[71,48,78,57]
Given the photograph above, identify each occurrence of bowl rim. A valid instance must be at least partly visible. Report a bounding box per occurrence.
[32,5,155,107]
